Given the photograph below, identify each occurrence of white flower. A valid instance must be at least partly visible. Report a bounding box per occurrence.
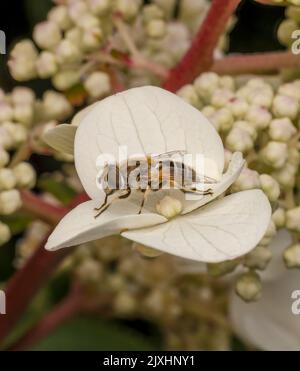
[45,86,271,263]
[230,229,300,351]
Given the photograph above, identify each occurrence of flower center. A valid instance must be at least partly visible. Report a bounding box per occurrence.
[156,196,183,219]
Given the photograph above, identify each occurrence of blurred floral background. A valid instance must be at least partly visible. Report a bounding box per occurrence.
[0,0,300,351]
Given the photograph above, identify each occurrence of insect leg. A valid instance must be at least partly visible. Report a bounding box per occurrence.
[138,187,151,215]
[94,189,132,219]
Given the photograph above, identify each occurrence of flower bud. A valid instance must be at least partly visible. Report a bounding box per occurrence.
[259,174,280,202]
[177,85,201,108]
[156,196,182,219]
[272,208,286,228]
[33,21,62,50]
[13,104,34,127]
[13,162,36,189]
[133,242,163,258]
[84,72,111,99]
[88,0,111,16]
[36,51,58,78]
[288,147,300,167]
[65,27,82,45]
[114,291,137,315]
[247,89,273,109]
[207,260,238,277]
[211,89,234,108]
[211,108,234,132]
[0,147,9,168]
[272,162,296,188]
[225,127,253,153]
[278,82,300,100]
[260,220,276,246]
[260,141,288,168]
[231,168,261,192]
[146,19,167,38]
[244,245,272,270]
[201,105,216,119]
[268,117,297,142]
[235,271,262,302]
[48,5,72,31]
[228,98,249,119]
[272,94,299,120]
[0,126,14,150]
[75,258,103,284]
[219,75,235,91]
[283,243,300,269]
[0,190,22,215]
[43,91,73,121]
[82,27,104,51]
[52,70,80,91]
[56,39,81,64]
[115,0,141,21]
[2,122,27,147]
[277,19,298,46]
[142,4,164,22]
[286,207,300,233]
[0,169,16,191]
[0,102,13,122]
[0,222,11,246]
[76,13,101,30]
[234,120,257,140]
[245,105,272,130]
[194,72,219,102]
[11,87,35,106]
[8,40,38,81]
[68,1,88,22]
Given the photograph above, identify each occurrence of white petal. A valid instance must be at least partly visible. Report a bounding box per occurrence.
[43,124,77,155]
[122,189,271,263]
[230,270,300,351]
[45,194,167,251]
[182,152,245,214]
[74,86,224,200]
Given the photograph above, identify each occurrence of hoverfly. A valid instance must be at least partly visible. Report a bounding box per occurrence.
[94,150,217,218]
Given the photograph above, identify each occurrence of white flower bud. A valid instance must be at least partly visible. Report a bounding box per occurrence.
[2,122,27,146]
[211,89,234,108]
[48,5,72,31]
[68,1,88,22]
[114,291,137,315]
[56,39,81,64]
[177,85,201,108]
[260,141,288,168]
[65,27,82,46]
[76,13,101,30]
[133,242,163,258]
[194,72,219,102]
[247,88,274,108]
[33,21,62,50]
[259,219,276,246]
[201,105,216,118]
[0,102,13,122]
[115,0,141,21]
[52,70,80,91]
[13,104,34,126]
[0,169,16,191]
[88,0,111,16]
[231,168,261,192]
[82,27,104,51]
[245,105,272,130]
[272,94,299,120]
[0,147,9,168]
[245,245,272,270]
[11,87,35,106]
[146,19,167,38]
[288,147,300,167]
[84,72,111,99]
[283,243,300,269]
[219,75,235,91]
[13,162,36,189]
[75,258,103,284]
[0,222,11,246]
[0,190,22,215]
[0,126,14,150]
[272,208,286,229]
[43,91,73,121]
[142,4,164,22]
[278,82,300,100]
[156,196,182,219]
[272,162,296,188]
[211,108,234,132]
[268,117,297,142]
[235,271,262,302]
[259,174,280,202]
[234,120,257,140]
[277,19,297,46]
[207,260,238,277]
[228,98,249,119]
[36,51,58,78]
[8,40,38,81]
[286,207,300,233]
[225,127,253,153]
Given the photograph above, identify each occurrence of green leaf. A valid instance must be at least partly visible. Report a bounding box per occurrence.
[32,315,157,351]
[38,177,77,204]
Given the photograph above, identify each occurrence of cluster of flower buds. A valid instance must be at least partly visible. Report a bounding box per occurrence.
[0,86,73,247]
[277,5,300,48]
[8,0,230,100]
[178,73,300,301]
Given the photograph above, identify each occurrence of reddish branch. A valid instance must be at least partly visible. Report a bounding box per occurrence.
[163,0,241,92]
[211,51,300,75]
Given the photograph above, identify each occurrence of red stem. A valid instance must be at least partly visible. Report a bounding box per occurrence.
[8,285,83,351]
[211,51,300,75]
[163,0,241,92]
